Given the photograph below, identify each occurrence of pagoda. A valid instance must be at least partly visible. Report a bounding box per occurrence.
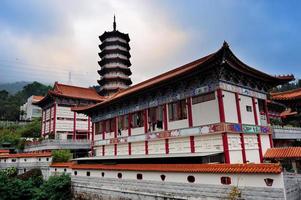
[97,16,132,96]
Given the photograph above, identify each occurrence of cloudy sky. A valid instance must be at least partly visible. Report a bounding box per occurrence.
[0,0,300,87]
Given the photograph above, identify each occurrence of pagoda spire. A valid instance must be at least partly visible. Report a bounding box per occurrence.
[113,15,116,31]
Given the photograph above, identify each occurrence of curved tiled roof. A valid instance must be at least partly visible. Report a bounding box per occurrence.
[66,163,281,174]
[0,152,52,158]
[50,162,74,168]
[271,88,301,101]
[264,147,301,159]
[73,42,294,113]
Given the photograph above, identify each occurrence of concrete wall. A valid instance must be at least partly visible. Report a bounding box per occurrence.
[223,91,238,123]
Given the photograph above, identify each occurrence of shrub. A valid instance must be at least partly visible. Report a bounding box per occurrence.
[52,149,72,163]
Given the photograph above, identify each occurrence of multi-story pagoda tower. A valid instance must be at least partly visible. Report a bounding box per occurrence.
[97,16,132,96]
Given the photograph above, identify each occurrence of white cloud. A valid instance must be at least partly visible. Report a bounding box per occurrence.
[0,0,189,86]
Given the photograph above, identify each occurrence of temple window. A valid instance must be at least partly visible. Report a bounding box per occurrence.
[264,178,274,186]
[221,177,231,185]
[160,174,166,181]
[168,100,187,121]
[74,171,77,176]
[105,118,115,132]
[101,172,105,177]
[137,173,143,180]
[95,122,103,135]
[118,115,129,134]
[131,111,144,128]
[192,92,215,104]
[246,106,252,112]
[64,168,67,172]
[148,106,163,131]
[117,173,122,179]
[86,171,90,176]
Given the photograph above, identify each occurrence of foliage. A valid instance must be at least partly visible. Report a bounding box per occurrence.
[0,167,17,178]
[17,168,43,187]
[52,149,73,163]
[0,172,71,200]
[272,79,301,92]
[0,81,51,121]
[228,186,241,200]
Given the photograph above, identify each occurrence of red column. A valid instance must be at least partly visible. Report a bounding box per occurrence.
[41,110,44,137]
[73,112,76,140]
[91,123,94,156]
[43,109,46,137]
[165,139,169,154]
[269,134,274,148]
[102,145,105,156]
[252,97,258,125]
[49,106,52,134]
[217,89,225,123]
[240,133,247,163]
[235,93,242,124]
[190,136,195,153]
[187,97,193,127]
[264,100,270,124]
[128,114,132,136]
[144,109,148,133]
[102,121,106,140]
[163,104,168,130]
[114,117,117,156]
[128,143,131,155]
[222,133,230,163]
[87,117,91,140]
[257,134,263,163]
[53,103,57,137]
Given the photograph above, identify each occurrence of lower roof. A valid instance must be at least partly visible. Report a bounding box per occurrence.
[264,147,301,159]
[0,152,52,158]
[271,88,301,101]
[50,163,281,174]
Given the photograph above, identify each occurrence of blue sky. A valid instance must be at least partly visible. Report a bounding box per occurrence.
[0,0,300,86]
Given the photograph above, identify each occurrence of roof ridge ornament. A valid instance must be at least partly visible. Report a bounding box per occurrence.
[113,15,116,31]
[223,40,229,48]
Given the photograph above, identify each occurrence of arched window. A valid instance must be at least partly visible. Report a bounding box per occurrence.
[101,172,105,177]
[187,175,195,183]
[74,171,77,176]
[160,174,166,181]
[117,173,122,179]
[264,178,274,186]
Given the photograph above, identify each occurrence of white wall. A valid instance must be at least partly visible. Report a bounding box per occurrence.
[261,134,271,156]
[223,91,238,123]
[228,133,243,164]
[194,134,223,153]
[169,137,190,154]
[240,95,255,125]
[244,135,260,163]
[131,142,145,155]
[192,93,220,126]
[117,144,128,156]
[131,127,144,136]
[105,145,115,156]
[148,140,165,155]
[65,169,284,189]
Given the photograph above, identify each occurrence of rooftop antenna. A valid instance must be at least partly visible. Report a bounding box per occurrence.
[113,15,116,31]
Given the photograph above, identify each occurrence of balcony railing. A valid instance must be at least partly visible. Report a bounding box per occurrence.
[24,139,91,152]
[272,126,301,139]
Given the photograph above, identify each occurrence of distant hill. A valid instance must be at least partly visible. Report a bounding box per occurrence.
[0,81,32,94]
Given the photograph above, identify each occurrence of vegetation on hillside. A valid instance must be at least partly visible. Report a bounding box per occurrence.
[272,79,301,92]
[52,150,73,163]
[0,81,51,121]
[0,168,71,200]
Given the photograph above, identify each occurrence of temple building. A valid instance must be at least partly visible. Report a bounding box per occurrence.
[73,42,293,164]
[97,16,132,96]
[20,95,44,121]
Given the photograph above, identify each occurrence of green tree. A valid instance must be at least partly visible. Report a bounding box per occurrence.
[52,150,73,163]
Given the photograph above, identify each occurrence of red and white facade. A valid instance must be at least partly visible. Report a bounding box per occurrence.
[74,42,294,164]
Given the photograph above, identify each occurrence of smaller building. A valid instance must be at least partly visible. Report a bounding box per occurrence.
[20,95,44,121]
[264,147,301,173]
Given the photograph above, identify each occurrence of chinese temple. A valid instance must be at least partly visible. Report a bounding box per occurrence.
[97,16,132,96]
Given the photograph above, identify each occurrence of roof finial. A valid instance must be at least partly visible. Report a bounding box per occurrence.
[223,40,229,48]
[113,15,116,31]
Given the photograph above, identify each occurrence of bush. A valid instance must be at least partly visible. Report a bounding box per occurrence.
[52,150,72,163]
[0,167,17,177]
[17,168,43,187]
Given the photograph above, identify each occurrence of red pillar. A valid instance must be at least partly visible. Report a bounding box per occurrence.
[91,123,94,156]
[163,104,168,130]
[190,136,195,153]
[128,114,132,136]
[128,142,131,155]
[222,133,230,164]
[41,110,44,137]
[257,134,263,163]
[102,145,105,156]
[187,97,193,127]
[53,103,57,137]
[264,100,270,124]
[240,133,247,163]
[235,93,242,124]
[144,109,148,133]
[269,134,274,148]
[87,117,91,140]
[165,139,169,154]
[73,112,76,140]
[252,97,258,125]
[49,106,52,135]
[145,141,148,155]
[43,109,46,137]
[217,89,225,123]
[102,121,106,140]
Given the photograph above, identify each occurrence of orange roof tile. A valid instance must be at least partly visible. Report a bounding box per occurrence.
[32,95,44,101]
[51,82,105,101]
[0,149,9,153]
[264,147,301,159]
[69,163,281,174]
[50,162,74,168]
[271,88,301,101]
[0,152,52,159]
